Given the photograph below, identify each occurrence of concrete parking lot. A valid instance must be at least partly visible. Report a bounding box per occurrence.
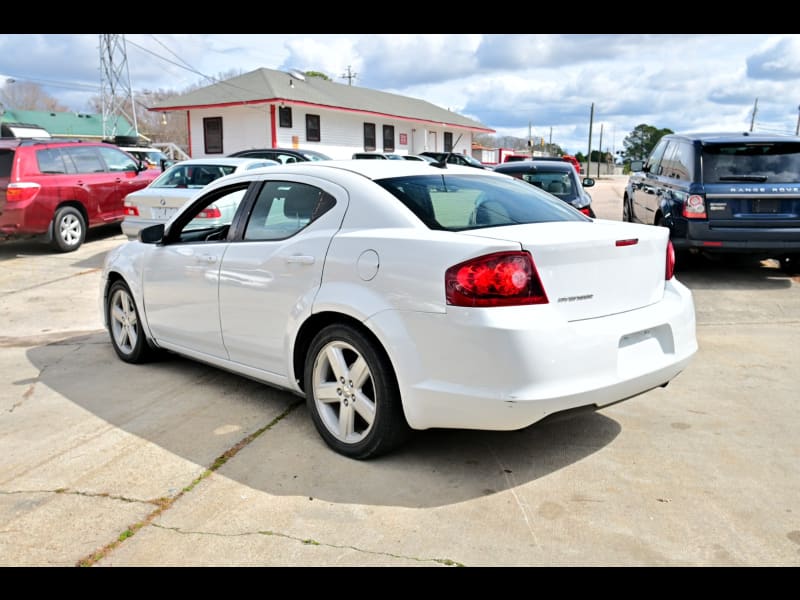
[1,176,798,566]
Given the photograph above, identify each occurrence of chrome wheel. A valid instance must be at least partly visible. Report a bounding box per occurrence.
[59,213,82,247]
[311,340,376,444]
[109,286,139,357]
[51,206,86,252]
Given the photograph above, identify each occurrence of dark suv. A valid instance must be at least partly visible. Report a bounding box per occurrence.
[227,147,331,163]
[1,138,158,251]
[625,131,800,273]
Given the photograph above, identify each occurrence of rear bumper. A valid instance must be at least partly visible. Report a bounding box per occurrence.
[671,220,800,254]
[370,278,698,431]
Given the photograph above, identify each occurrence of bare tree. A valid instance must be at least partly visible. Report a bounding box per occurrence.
[1,81,68,112]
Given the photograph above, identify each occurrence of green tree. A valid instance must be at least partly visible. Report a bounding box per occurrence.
[622,124,674,162]
[305,71,331,81]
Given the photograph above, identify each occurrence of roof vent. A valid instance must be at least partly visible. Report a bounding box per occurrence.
[288,69,306,81]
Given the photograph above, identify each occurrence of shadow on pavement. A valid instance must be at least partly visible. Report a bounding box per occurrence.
[24,332,621,508]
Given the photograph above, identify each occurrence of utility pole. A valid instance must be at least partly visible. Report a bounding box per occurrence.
[528,121,533,157]
[597,123,604,178]
[586,103,594,177]
[750,98,758,132]
[795,105,800,136]
[340,65,358,86]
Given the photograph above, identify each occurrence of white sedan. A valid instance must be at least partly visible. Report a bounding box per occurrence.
[120,157,277,239]
[101,160,697,459]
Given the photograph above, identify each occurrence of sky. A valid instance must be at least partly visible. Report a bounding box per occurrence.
[2,33,800,155]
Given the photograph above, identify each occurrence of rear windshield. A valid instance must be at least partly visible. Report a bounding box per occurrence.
[0,149,13,177]
[702,142,800,184]
[150,163,239,188]
[376,173,587,231]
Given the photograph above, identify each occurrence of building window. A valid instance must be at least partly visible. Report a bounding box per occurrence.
[203,117,223,154]
[383,125,395,152]
[279,106,292,128]
[306,114,321,142]
[363,123,376,151]
[444,132,453,152]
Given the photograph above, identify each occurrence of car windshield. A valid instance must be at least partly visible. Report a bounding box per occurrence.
[517,170,578,200]
[150,164,238,188]
[702,142,800,183]
[376,173,587,231]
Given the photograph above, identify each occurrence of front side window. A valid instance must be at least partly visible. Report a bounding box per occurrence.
[645,139,669,176]
[151,164,237,189]
[383,125,395,152]
[204,117,223,154]
[364,123,376,151]
[243,181,335,241]
[376,173,586,231]
[96,146,138,172]
[306,114,321,142]
[166,182,252,241]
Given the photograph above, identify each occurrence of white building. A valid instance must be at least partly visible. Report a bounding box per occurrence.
[152,68,494,160]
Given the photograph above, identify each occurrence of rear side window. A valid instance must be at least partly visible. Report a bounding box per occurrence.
[376,174,586,231]
[0,149,14,177]
[36,148,71,174]
[702,142,800,184]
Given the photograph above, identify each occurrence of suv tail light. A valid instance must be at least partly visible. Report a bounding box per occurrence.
[683,194,707,219]
[666,240,675,280]
[6,182,41,203]
[445,251,548,307]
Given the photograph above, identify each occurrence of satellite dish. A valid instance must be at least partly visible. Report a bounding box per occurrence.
[288,69,306,81]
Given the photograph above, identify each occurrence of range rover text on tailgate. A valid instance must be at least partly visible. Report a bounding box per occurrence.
[623,131,800,273]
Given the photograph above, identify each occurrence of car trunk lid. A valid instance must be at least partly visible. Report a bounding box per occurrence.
[464,220,669,321]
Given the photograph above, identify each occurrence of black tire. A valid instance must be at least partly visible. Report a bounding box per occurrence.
[304,323,411,459]
[622,195,631,222]
[51,206,86,252]
[106,280,156,364]
[779,254,800,275]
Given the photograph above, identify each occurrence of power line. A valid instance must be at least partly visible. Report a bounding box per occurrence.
[340,65,358,86]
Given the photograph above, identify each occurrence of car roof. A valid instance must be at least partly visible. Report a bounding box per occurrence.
[202,159,502,187]
[493,160,575,174]
[169,157,274,167]
[665,131,800,144]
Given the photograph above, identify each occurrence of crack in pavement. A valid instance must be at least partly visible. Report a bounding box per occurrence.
[0,268,101,299]
[0,487,160,506]
[0,329,105,348]
[149,522,464,566]
[75,399,305,567]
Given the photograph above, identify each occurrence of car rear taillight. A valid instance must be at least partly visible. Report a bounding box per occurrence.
[682,194,707,219]
[198,205,221,219]
[6,182,41,203]
[123,200,139,217]
[666,240,675,280]
[445,251,548,307]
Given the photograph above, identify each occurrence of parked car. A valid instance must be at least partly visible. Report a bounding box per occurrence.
[114,144,174,172]
[405,154,438,163]
[0,138,159,251]
[101,160,697,459]
[624,131,800,273]
[120,157,278,239]
[493,159,596,217]
[561,154,582,174]
[352,152,405,160]
[419,151,488,169]
[228,147,332,163]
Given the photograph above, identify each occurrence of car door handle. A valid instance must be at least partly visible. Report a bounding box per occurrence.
[199,254,218,264]
[286,255,315,265]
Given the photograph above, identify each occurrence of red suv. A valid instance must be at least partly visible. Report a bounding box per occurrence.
[0,139,158,251]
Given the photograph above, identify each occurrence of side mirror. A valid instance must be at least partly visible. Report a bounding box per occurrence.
[582,177,595,188]
[160,158,175,172]
[629,160,645,173]
[138,223,165,244]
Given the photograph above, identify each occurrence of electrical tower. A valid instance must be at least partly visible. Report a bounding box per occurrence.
[340,65,358,86]
[99,34,138,140]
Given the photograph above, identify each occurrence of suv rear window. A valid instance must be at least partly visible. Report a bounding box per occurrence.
[702,142,800,184]
[0,149,13,177]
